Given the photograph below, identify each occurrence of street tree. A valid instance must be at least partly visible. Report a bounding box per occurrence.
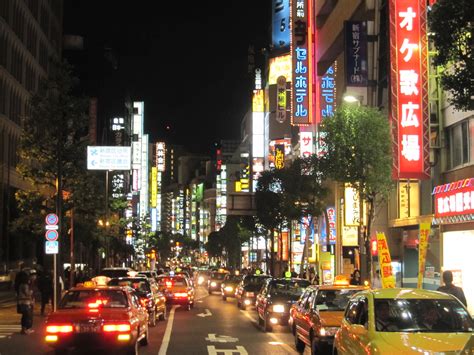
[429,0,474,110]
[16,60,104,271]
[320,104,393,277]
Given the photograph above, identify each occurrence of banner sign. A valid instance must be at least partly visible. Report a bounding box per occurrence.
[299,131,313,158]
[327,207,337,245]
[291,0,311,125]
[376,232,396,288]
[272,0,291,51]
[87,146,131,171]
[390,0,429,179]
[345,21,368,86]
[274,144,285,169]
[276,76,287,123]
[417,222,431,288]
[320,65,336,119]
[433,178,474,218]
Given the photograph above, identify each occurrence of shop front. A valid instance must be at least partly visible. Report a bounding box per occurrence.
[433,178,474,314]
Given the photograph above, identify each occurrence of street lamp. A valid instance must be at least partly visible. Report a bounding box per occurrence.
[343,94,360,104]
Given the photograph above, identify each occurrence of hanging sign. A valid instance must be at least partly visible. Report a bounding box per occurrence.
[376,232,396,288]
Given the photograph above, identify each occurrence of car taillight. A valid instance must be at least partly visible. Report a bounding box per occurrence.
[103,323,131,332]
[174,292,188,298]
[245,292,255,297]
[166,281,173,288]
[46,325,73,333]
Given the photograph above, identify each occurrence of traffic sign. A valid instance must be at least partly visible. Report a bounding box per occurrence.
[45,213,59,225]
[45,230,58,242]
[45,241,59,254]
[45,225,59,230]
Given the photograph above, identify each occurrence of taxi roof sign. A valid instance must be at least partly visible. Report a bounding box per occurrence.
[255,269,261,275]
[91,276,111,286]
[333,275,350,286]
[83,281,96,288]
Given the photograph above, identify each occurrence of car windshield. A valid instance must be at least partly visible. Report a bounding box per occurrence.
[224,275,241,283]
[108,278,150,294]
[211,272,227,280]
[59,290,128,309]
[244,276,269,286]
[374,299,474,333]
[100,269,131,278]
[314,289,360,311]
[269,280,310,298]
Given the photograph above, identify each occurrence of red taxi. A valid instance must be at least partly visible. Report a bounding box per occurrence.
[157,274,195,310]
[44,281,148,355]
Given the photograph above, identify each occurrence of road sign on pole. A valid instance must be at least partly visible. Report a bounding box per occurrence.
[45,213,59,225]
[45,241,59,254]
[45,230,59,241]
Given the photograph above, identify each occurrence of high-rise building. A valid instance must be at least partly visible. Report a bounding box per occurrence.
[0,0,63,263]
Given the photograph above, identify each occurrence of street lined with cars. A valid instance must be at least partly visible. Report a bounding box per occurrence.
[0,268,473,354]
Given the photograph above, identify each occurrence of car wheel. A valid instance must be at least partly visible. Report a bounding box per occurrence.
[149,310,156,327]
[294,333,305,353]
[264,315,273,332]
[139,326,149,346]
[159,308,167,321]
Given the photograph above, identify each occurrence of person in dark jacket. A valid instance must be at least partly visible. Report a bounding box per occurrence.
[38,271,53,316]
[17,272,34,334]
[350,269,362,285]
[437,270,467,307]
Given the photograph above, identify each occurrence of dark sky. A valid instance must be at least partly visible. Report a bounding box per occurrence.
[63,1,271,154]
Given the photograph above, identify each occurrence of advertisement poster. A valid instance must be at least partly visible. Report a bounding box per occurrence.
[376,232,396,288]
[417,221,431,288]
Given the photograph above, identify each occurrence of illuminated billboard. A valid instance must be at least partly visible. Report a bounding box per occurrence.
[299,131,313,158]
[390,0,429,179]
[290,0,314,126]
[252,90,265,158]
[87,146,131,170]
[269,55,292,85]
[272,0,291,51]
[151,167,157,207]
[156,142,165,171]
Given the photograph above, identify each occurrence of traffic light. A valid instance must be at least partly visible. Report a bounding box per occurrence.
[371,239,378,256]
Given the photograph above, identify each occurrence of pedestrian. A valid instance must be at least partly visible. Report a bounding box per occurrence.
[39,271,53,316]
[372,270,382,288]
[350,269,362,285]
[17,272,34,335]
[437,270,467,307]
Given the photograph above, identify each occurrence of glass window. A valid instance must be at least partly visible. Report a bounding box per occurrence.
[374,299,474,332]
[268,280,310,299]
[449,121,471,169]
[315,289,361,312]
[59,290,128,309]
[345,300,360,324]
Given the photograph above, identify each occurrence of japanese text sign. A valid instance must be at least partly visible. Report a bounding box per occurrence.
[156,142,166,171]
[433,178,474,218]
[345,21,368,86]
[327,207,336,245]
[376,232,396,288]
[417,221,431,288]
[272,0,291,50]
[320,65,336,120]
[291,0,311,125]
[274,144,285,169]
[299,131,313,158]
[390,0,429,179]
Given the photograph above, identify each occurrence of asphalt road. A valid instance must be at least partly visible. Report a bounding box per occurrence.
[0,287,308,355]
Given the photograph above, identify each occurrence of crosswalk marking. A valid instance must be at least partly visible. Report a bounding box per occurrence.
[0,324,22,339]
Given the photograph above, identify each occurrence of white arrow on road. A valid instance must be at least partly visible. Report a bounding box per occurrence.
[197,308,212,317]
[205,333,239,343]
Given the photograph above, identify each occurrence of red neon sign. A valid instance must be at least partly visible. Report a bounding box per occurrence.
[434,179,474,218]
[390,0,429,179]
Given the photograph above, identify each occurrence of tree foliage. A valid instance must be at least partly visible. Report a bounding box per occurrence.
[429,0,474,110]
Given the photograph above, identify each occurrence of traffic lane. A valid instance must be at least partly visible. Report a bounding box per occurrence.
[0,307,168,355]
[165,287,303,354]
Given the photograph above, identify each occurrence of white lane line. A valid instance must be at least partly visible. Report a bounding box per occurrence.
[158,305,179,355]
[240,310,297,354]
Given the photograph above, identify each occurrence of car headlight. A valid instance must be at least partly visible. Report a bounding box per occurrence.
[245,292,255,297]
[198,276,204,285]
[272,304,285,313]
[319,327,339,337]
[225,286,233,292]
[210,281,217,287]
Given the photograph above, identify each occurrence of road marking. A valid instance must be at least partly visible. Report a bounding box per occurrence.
[157,305,179,355]
[197,308,212,317]
[205,333,239,343]
[0,325,22,339]
[240,310,297,354]
[207,345,249,355]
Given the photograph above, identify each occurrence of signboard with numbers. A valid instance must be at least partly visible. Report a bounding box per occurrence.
[390,0,429,179]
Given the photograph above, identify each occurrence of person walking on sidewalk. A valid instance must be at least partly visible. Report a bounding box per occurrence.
[437,270,467,307]
[17,272,34,335]
[39,271,53,316]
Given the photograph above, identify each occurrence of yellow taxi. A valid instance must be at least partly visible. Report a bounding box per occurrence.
[289,276,369,354]
[44,280,149,354]
[333,288,474,354]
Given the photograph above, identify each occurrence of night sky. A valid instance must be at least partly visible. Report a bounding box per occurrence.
[63,1,271,153]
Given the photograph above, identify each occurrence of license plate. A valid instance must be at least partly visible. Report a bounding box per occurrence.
[76,324,100,333]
